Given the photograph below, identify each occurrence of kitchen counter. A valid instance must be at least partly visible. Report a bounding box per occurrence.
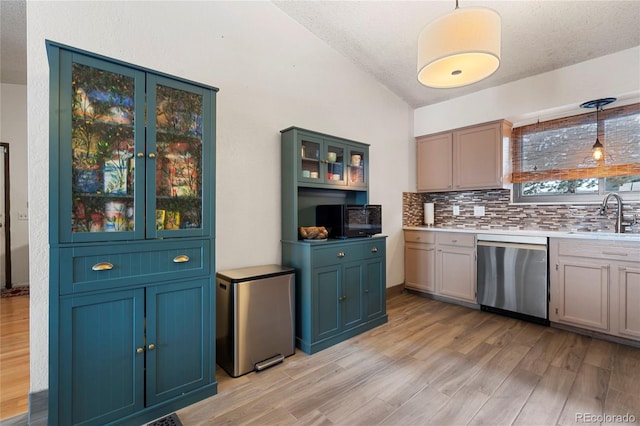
[403,226,640,242]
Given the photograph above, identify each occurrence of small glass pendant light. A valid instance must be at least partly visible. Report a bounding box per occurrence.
[580,97,616,162]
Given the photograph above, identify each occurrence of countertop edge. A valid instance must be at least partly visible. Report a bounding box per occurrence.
[402,226,640,242]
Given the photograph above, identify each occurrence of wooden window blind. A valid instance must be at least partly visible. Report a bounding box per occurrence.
[512,103,640,184]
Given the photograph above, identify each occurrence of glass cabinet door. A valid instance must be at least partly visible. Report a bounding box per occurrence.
[325,143,345,185]
[300,136,322,182]
[347,147,367,188]
[65,55,145,242]
[146,75,211,238]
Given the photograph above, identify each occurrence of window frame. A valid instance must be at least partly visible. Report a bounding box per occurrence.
[512,103,640,204]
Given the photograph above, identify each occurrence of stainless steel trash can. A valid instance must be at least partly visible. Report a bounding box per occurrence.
[216,265,295,377]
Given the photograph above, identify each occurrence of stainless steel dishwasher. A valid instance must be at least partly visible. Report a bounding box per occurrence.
[477,234,549,325]
[216,265,295,377]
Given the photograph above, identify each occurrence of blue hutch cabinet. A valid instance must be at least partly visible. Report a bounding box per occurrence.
[47,41,217,425]
[280,127,387,354]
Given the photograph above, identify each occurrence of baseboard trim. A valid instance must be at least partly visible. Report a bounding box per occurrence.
[404,287,480,310]
[28,389,48,425]
[385,283,404,299]
[551,322,640,349]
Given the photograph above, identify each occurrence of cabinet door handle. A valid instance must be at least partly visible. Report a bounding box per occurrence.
[136,152,145,158]
[148,344,156,351]
[338,296,347,301]
[92,262,114,271]
[371,247,378,253]
[136,347,144,354]
[173,254,191,263]
[451,239,458,243]
[148,152,157,159]
[337,252,345,258]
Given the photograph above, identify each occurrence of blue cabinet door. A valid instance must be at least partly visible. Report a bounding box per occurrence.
[341,261,364,329]
[364,257,385,321]
[145,75,214,240]
[59,289,145,426]
[146,278,211,405]
[313,265,341,342]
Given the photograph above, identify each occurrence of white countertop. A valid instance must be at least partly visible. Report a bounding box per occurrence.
[403,226,640,242]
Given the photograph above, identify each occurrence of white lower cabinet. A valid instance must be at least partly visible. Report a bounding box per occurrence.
[404,230,476,304]
[437,241,476,303]
[550,238,640,342]
[554,259,610,332]
[618,265,640,339]
[404,231,436,292]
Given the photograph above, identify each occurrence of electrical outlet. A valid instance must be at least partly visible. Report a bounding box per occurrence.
[474,206,485,217]
[18,212,29,221]
[453,205,460,216]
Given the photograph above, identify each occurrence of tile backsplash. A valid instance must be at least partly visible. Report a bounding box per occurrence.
[403,190,640,234]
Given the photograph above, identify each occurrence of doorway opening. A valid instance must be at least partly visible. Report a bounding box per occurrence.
[1,142,12,289]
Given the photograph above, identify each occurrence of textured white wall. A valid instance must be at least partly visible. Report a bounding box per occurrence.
[27,1,412,391]
[414,46,640,136]
[0,83,30,286]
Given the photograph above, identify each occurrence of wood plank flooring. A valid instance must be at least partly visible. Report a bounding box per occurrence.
[0,295,29,421]
[1,292,639,425]
[177,292,640,426]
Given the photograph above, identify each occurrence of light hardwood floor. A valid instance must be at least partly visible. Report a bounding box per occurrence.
[1,293,639,425]
[178,292,640,426]
[0,295,29,421]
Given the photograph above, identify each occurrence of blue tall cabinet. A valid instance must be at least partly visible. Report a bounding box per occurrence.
[280,127,387,355]
[47,42,217,425]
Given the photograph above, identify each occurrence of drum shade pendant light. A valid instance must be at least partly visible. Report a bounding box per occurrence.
[580,97,616,162]
[417,0,501,88]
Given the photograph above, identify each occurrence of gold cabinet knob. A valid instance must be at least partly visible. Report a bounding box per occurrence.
[136,347,144,354]
[337,252,345,258]
[137,152,145,158]
[148,152,157,159]
[371,247,378,253]
[148,343,155,351]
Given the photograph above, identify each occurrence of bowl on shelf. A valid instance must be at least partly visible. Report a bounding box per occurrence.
[327,152,337,163]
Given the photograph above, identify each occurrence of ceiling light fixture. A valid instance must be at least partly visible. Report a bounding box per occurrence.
[579,97,616,162]
[417,0,501,89]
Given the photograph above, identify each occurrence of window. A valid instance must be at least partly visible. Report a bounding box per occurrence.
[512,103,640,203]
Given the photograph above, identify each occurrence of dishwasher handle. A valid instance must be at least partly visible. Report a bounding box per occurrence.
[477,240,547,251]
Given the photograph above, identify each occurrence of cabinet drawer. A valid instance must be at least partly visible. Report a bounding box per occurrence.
[404,230,435,244]
[557,239,640,262]
[313,244,363,267]
[436,232,475,248]
[362,240,385,259]
[60,240,210,294]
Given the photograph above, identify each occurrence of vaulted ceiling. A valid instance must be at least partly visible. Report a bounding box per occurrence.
[2,1,639,108]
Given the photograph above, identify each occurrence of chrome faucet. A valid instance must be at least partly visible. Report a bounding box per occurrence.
[599,192,625,233]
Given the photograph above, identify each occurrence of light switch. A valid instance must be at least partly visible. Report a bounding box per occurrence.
[453,205,460,216]
[474,206,485,217]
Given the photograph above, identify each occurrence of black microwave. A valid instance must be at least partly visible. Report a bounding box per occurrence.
[316,204,382,239]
